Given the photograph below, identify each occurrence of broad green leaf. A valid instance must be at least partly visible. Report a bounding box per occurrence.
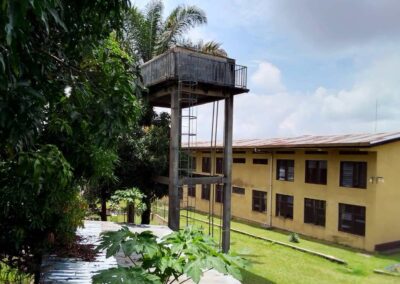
[121,240,136,257]
[184,259,203,284]
[226,265,243,281]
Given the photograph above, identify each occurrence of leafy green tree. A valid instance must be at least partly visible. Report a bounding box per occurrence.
[124,0,207,62]
[110,188,147,223]
[0,0,140,281]
[115,111,170,224]
[93,226,246,284]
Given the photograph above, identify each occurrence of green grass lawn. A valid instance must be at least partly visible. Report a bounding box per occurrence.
[156,209,400,284]
[107,213,143,224]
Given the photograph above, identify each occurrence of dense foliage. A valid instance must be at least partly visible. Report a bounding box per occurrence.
[124,0,207,62]
[0,0,140,281]
[110,188,147,223]
[93,226,246,284]
[115,111,170,224]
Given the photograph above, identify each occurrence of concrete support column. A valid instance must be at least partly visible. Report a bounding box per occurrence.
[222,94,234,253]
[169,90,180,231]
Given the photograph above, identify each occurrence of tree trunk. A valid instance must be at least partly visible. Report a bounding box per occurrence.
[141,197,152,224]
[101,188,107,221]
[127,203,135,223]
[33,253,42,284]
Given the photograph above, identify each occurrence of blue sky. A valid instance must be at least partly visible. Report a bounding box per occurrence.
[133,0,400,140]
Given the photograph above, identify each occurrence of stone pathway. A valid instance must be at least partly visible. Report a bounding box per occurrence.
[41,221,240,284]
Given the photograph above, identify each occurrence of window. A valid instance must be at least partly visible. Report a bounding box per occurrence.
[253,158,268,165]
[188,185,196,197]
[232,186,245,195]
[338,203,366,236]
[216,157,224,174]
[304,198,326,226]
[340,161,367,189]
[276,194,293,219]
[276,159,294,181]
[233,158,246,164]
[252,190,267,212]
[215,184,224,203]
[305,160,327,185]
[202,157,211,173]
[201,184,210,200]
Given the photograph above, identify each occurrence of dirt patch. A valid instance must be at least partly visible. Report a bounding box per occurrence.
[52,236,98,261]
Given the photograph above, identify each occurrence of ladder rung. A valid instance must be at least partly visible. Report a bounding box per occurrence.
[181,115,197,119]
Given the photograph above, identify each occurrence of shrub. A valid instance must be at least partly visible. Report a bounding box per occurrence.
[93,226,247,284]
[289,232,300,243]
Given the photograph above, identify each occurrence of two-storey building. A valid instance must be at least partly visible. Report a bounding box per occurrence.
[180,131,400,251]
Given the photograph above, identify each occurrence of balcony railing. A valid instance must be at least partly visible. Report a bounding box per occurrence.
[140,48,247,89]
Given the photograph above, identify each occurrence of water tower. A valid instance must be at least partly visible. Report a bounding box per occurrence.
[140,46,248,252]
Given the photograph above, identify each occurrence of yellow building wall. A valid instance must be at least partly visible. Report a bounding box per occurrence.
[370,141,400,249]
[186,148,389,251]
[270,150,377,251]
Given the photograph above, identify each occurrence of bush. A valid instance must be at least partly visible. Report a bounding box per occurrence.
[93,226,247,284]
[289,232,300,243]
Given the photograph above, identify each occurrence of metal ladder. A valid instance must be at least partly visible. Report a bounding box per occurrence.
[178,80,198,227]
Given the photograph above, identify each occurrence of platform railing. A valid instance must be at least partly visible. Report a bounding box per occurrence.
[140,50,247,89]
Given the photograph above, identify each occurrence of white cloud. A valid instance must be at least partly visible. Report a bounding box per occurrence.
[157,54,400,141]
[231,54,400,139]
[250,61,285,94]
[272,0,400,49]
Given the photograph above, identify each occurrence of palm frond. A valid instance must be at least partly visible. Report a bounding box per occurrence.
[144,0,164,59]
[180,39,228,57]
[123,7,149,62]
[156,5,207,55]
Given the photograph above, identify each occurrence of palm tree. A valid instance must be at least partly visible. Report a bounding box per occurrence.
[181,39,228,57]
[124,0,227,62]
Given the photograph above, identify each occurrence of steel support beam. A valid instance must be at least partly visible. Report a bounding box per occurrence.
[222,94,234,253]
[168,90,180,231]
[181,176,225,186]
[154,175,225,186]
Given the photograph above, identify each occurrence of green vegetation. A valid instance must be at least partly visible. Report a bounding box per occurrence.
[93,226,246,284]
[157,209,400,284]
[110,188,146,223]
[0,262,32,283]
[1,0,140,281]
[289,232,300,243]
[124,0,207,62]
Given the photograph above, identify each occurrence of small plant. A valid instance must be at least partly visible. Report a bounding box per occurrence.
[92,226,247,284]
[110,188,146,223]
[289,232,300,243]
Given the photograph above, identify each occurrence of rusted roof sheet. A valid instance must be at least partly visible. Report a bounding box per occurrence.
[190,131,400,149]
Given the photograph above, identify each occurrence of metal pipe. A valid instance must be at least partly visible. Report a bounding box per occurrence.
[269,152,274,227]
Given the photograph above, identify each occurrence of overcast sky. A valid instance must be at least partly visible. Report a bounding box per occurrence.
[133,0,400,140]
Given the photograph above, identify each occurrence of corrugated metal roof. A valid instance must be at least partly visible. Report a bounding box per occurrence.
[40,221,173,283]
[189,131,400,149]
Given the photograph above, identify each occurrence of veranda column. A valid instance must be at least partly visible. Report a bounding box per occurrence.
[169,90,180,231]
[222,94,233,253]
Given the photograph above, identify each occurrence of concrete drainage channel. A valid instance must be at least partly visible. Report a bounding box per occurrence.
[164,214,348,265]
